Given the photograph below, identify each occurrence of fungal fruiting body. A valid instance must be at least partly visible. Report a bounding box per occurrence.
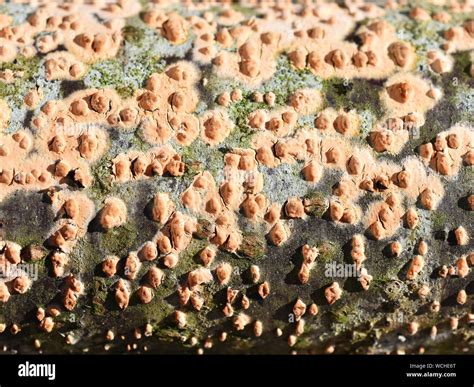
[0,0,471,357]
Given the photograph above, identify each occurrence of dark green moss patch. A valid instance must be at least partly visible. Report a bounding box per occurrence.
[100,223,139,257]
[330,302,361,326]
[237,232,267,259]
[90,277,110,316]
[194,218,214,240]
[88,156,113,202]
[180,140,224,180]
[303,190,328,218]
[317,241,341,263]
[0,191,54,247]
[430,210,447,231]
[123,25,146,46]
[322,78,384,119]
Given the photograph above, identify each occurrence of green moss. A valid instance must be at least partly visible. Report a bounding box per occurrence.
[407,227,422,245]
[85,59,127,95]
[330,302,361,326]
[293,336,314,350]
[203,66,245,99]
[125,52,165,87]
[226,98,264,148]
[154,324,183,342]
[217,249,253,277]
[231,4,258,17]
[90,277,110,316]
[317,241,341,263]
[403,21,442,50]
[203,71,264,149]
[180,140,224,180]
[69,236,102,275]
[204,59,314,148]
[0,55,41,81]
[137,0,149,7]
[123,25,146,46]
[237,232,267,259]
[452,51,472,79]
[181,159,203,182]
[0,55,41,107]
[303,190,328,217]
[83,13,167,98]
[194,218,214,239]
[322,78,384,119]
[84,54,165,99]
[351,330,368,344]
[148,238,220,339]
[430,210,447,231]
[225,336,255,352]
[372,265,399,286]
[447,82,474,125]
[464,166,474,182]
[100,223,139,256]
[182,308,215,337]
[378,279,407,304]
[174,238,207,276]
[139,291,174,325]
[130,131,151,152]
[7,224,45,248]
[88,156,113,203]
[321,78,349,109]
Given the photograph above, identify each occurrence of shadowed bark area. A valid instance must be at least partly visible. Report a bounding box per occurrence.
[0,1,472,355]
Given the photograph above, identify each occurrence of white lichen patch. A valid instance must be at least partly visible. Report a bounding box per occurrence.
[0,0,472,355]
